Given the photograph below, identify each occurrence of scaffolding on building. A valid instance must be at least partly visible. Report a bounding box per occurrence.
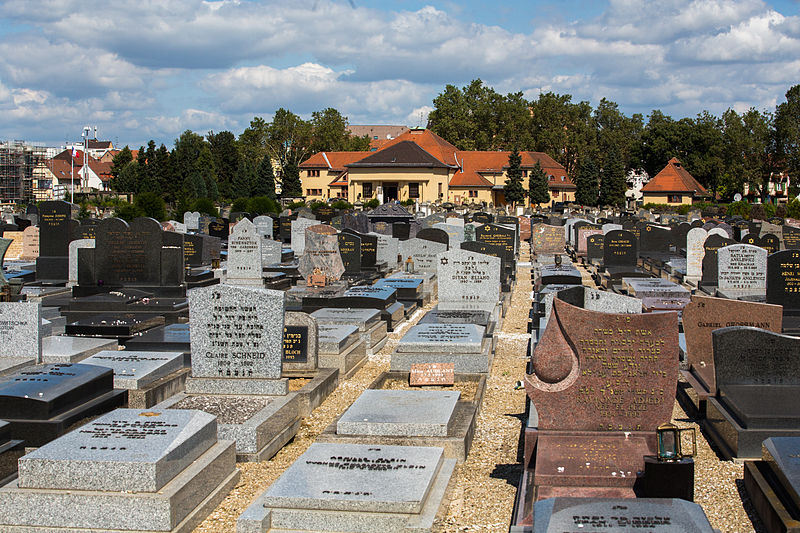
[0,141,48,205]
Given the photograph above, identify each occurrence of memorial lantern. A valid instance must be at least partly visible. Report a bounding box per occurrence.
[656,422,696,461]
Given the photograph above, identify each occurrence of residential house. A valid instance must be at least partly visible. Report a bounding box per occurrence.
[640,157,708,205]
[299,128,574,207]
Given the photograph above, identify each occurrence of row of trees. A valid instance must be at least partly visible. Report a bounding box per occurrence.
[109,108,371,208]
[428,81,800,203]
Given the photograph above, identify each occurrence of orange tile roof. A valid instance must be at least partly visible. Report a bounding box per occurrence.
[300,151,370,170]
[641,157,708,195]
[449,151,572,188]
[378,128,460,166]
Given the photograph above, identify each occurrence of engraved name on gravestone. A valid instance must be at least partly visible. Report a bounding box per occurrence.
[298,225,345,280]
[603,230,638,267]
[410,363,455,386]
[253,215,273,239]
[718,244,767,290]
[0,302,41,360]
[525,299,678,432]
[36,200,75,281]
[437,249,500,304]
[476,223,516,257]
[767,249,800,309]
[282,312,317,368]
[398,324,485,353]
[337,231,362,273]
[189,284,284,379]
[20,225,39,260]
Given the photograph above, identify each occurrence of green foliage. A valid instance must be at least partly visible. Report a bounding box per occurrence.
[231,197,249,213]
[775,85,800,183]
[78,203,91,219]
[363,198,379,209]
[253,155,277,199]
[112,159,141,193]
[247,196,280,215]
[527,160,551,205]
[331,200,354,210]
[574,157,599,206]
[287,201,306,210]
[280,162,303,198]
[786,198,800,219]
[134,192,167,221]
[400,199,416,206]
[113,202,144,221]
[207,130,238,198]
[191,198,219,217]
[109,146,134,190]
[308,201,328,210]
[232,159,256,199]
[503,148,526,207]
[599,146,627,207]
[726,201,751,219]
[763,202,777,218]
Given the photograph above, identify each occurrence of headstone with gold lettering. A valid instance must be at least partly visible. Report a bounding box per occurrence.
[36,200,76,282]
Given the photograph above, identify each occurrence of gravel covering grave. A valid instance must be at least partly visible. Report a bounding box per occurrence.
[192,245,767,533]
[173,396,270,425]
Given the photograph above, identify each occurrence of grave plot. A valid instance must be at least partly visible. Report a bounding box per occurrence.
[80,350,189,409]
[237,443,456,533]
[390,323,492,373]
[0,363,126,447]
[123,323,191,352]
[311,308,388,357]
[0,301,41,374]
[41,335,119,364]
[704,327,800,460]
[0,421,24,483]
[0,409,239,533]
[678,296,783,419]
[744,437,800,533]
[317,324,368,379]
[621,278,691,312]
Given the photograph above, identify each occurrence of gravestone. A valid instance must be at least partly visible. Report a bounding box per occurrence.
[586,233,604,261]
[337,231,362,274]
[685,227,708,281]
[19,225,38,260]
[79,350,184,389]
[0,302,41,366]
[187,284,287,394]
[783,225,800,250]
[682,295,782,397]
[291,217,318,255]
[253,215,273,239]
[399,238,448,273]
[717,244,767,294]
[393,323,489,373]
[1,231,23,259]
[745,436,800,533]
[432,222,464,248]
[261,238,282,265]
[373,232,400,266]
[437,249,500,305]
[279,214,293,243]
[392,221,411,240]
[603,229,637,267]
[701,234,737,286]
[67,238,94,287]
[183,211,201,230]
[283,311,318,372]
[298,225,345,281]
[416,227,449,248]
[705,327,800,458]
[476,223,516,258]
[767,249,800,310]
[208,217,229,240]
[123,323,191,353]
[639,224,672,253]
[35,200,75,281]
[226,219,263,286]
[344,229,377,269]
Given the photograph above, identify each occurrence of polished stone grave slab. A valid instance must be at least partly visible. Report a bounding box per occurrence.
[123,323,191,352]
[391,324,491,373]
[80,350,185,389]
[744,437,800,533]
[336,390,460,437]
[41,336,119,363]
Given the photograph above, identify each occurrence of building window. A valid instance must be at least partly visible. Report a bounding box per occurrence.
[362,182,372,198]
[307,169,320,177]
[522,170,528,177]
[438,183,443,198]
[306,189,323,196]
[409,183,420,199]
[668,195,681,203]
[469,190,478,198]
[549,175,555,181]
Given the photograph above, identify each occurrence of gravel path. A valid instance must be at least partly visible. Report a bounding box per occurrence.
[193,247,765,533]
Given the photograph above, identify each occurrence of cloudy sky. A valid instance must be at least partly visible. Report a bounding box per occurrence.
[0,0,798,148]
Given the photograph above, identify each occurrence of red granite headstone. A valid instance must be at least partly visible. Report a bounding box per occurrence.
[410,363,455,386]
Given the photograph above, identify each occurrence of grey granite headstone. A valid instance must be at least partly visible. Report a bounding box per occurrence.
[261,442,444,514]
[291,217,318,256]
[432,222,464,248]
[337,390,460,437]
[437,248,500,304]
[226,218,263,286]
[298,224,344,281]
[183,211,201,230]
[399,238,448,273]
[17,408,217,493]
[0,301,41,362]
[253,215,273,239]
[372,232,400,266]
[311,308,381,332]
[718,244,767,291]
[283,311,318,370]
[398,324,485,353]
[67,238,94,288]
[542,286,642,325]
[189,284,284,379]
[41,336,119,363]
[532,498,714,532]
[80,350,184,389]
[261,238,282,265]
[686,227,708,280]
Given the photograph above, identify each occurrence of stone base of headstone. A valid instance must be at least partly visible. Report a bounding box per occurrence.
[714,288,767,301]
[383,301,406,331]
[184,376,289,395]
[0,357,36,377]
[236,443,457,533]
[0,439,239,533]
[155,392,302,462]
[676,370,711,419]
[0,422,24,484]
[122,323,191,352]
[704,398,800,460]
[65,313,166,338]
[127,367,191,409]
[365,321,389,355]
[390,338,493,374]
[318,339,368,380]
[640,456,694,501]
[280,368,339,417]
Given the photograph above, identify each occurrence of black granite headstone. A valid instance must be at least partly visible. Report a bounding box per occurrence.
[586,233,604,261]
[416,228,449,248]
[337,232,362,273]
[766,249,800,310]
[36,200,75,281]
[282,325,308,363]
[603,229,638,267]
[783,226,800,250]
[344,229,377,268]
[639,224,672,253]
[701,234,736,285]
[392,222,410,240]
[208,218,229,240]
[476,223,515,258]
